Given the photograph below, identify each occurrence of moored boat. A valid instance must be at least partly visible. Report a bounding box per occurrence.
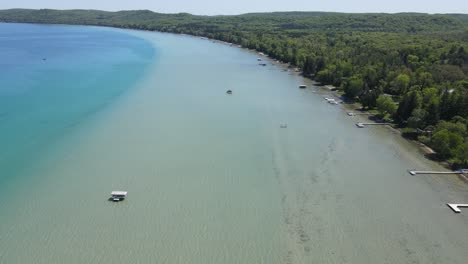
[111,191,128,202]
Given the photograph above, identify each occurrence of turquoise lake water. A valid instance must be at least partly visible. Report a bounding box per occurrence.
[0,23,154,188]
[0,24,467,263]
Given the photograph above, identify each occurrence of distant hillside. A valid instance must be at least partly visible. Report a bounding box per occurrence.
[0,9,467,34]
[0,9,171,25]
[448,13,468,25]
[236,12,467,33]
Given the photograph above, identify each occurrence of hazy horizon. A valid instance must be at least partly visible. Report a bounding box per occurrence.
[2,8,468,16]
[1,0,467,16]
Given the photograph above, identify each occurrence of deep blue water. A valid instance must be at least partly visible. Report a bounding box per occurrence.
[0,23,155,184]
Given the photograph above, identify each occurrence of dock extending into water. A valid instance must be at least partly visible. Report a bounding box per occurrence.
[447,204,468,213]
[356,122,392,128]
[347,112,373,116]
[408,170,466,176]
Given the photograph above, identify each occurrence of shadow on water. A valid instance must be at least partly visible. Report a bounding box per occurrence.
[107,198,125,202]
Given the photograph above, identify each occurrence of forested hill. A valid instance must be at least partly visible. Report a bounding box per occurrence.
[448,13,468,25]
[1,9,468,166]
[0,9,467,33]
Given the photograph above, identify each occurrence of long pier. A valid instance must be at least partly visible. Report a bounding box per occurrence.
[347,112,373,116]
[447,204,468,213]
[408,170,466,176]
[356,122,392,128]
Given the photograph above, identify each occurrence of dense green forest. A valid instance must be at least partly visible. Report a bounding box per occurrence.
[1,9,468,166]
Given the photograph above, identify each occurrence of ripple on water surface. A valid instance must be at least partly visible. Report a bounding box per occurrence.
[0,25,467,264]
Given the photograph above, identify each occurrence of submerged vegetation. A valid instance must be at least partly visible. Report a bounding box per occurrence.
[1,9,468,166]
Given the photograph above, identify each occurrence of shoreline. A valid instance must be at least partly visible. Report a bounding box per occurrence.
[191,31,467,179]
[1,24,468,263]
[322,87,468,179]
[3,21,463,176]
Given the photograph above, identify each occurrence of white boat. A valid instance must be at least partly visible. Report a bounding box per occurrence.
[111,191,128,202]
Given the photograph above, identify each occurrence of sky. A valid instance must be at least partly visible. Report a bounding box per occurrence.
[1,0,467,15]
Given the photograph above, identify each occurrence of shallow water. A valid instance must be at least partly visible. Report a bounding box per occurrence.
[0,25,467,263]
[0,23,154,187]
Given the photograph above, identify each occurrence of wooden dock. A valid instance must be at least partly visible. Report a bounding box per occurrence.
[447,204,468,213]
[408,170,465,176]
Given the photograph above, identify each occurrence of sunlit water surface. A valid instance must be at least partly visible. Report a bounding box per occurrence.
[0,24,467,264]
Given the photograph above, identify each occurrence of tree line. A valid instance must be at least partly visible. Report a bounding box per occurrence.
[1,9,468,166]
